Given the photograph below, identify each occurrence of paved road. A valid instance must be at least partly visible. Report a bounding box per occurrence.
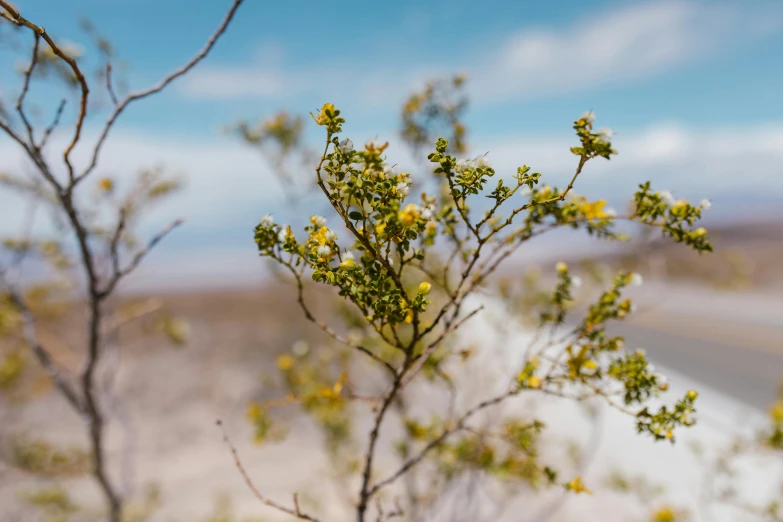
[608,319,783,411]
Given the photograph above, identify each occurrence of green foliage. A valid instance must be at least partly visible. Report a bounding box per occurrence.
[5,434,91,477]
[246,98,721,521]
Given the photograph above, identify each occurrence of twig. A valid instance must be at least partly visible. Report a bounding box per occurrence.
[367,389,522,498]
[75,0,245,186]
[105,62,119,105]
[280,259,397,376]
[216,420,321,521]
[39,98,66,149]
[0,271,85,414]
[100,218,184,297]
[0,0,90,182]
[15,32,40,145]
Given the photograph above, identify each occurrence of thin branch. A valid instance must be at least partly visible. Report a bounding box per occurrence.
[0,270,85,414]
[216,420,321,522]
[401,305,484,389]
[16,32,40,145]
[357,373,407,522]
[0,0,90,182]
[367,389,521,497]
[100,218,184,297]
[40,98,67,149]
[75,0,245,186]
[279,258,397,376]
[105,62,119,105]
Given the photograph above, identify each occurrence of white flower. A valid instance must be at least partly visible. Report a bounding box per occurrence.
[636,348,647,357]
[324,230,338,242]
[596,127,613,142]
[521,186,532,196]
[316,245,331,257]
[278,228,290,242]
[581,111,596,124]
[659,191,675,206]
[421,207,434,220]
[310,215,326,227]
[647,364,657,374]
[456,158,474,171]
[570,276,582,289]
[605,207,617,218]
[292,340,309,357]
[260,214,274,226]
[343,251,355,262]
[700,199,711,210]
[337,138,354,153]
[475,156,490,168]
[383,166,394,177]
[630,273,643,287]
[396,182,410,196]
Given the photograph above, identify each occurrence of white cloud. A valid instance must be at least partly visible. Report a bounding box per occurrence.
[176,1,781,105]
[178,67,291,99]
[474,122,783,200]
[0,129,296,240]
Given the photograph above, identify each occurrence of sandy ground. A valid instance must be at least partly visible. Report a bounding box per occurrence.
[1,285,781,522]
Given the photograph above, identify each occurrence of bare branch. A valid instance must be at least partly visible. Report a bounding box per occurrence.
[100,218,184,297]
[217,420,321,522]
[105,62,119,105]
[40,98,67,149]
[0,270,85,414]
[75,0,245,186]
[367,389,522,497]
[401,305,484,388]
[0,0,90,182]
[16,32,40,145]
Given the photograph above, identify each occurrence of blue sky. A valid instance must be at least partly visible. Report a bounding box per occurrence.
[2,0,783,290]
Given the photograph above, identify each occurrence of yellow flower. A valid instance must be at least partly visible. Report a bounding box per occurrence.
[769,401,783,422]
[686,390,698,401]
[315,103,335,125]
[246,402,261,421]
[98,177,114,192]
[365,139,389,156]
[276,354,294,370]
[339,258,356,270]
[583,360,598,370]
[692,227,707,238]
[650,506,676,522]
[567,476,591,495]
[398,203,421,227]
[405,309,414,324]
[527,376,542,389]
[375,222,387,236]
[555,262,568,273]
[579,199,608,221]
[418,282,432,295]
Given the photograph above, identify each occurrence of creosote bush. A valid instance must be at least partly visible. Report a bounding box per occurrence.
[245,101,715,522]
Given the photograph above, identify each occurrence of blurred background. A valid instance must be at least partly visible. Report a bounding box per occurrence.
[0,1,782,521]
